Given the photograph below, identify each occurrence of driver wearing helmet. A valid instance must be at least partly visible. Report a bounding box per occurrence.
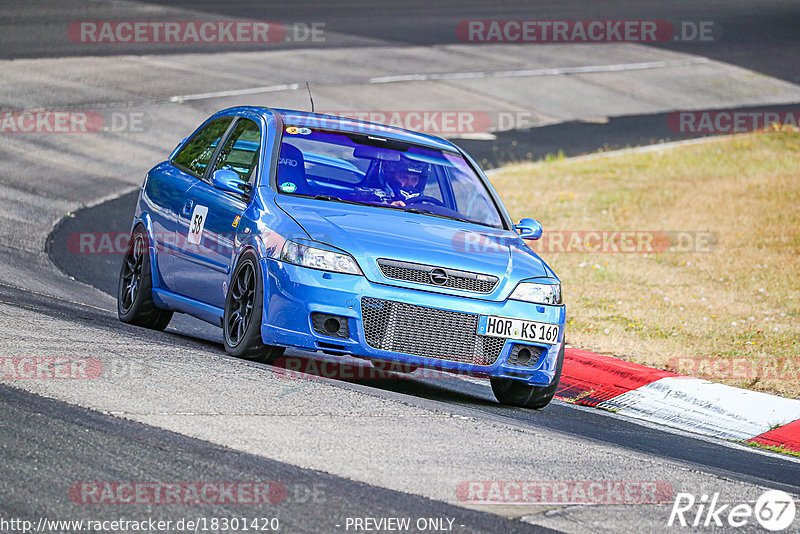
[381,158,430,207]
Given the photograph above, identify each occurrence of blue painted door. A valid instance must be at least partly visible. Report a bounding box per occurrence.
[172,117,262,309]
[138,162,191,291]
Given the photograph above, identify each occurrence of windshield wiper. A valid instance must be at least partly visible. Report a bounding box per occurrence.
[314,195,343,202]
[403,207,471,224]
[403,207,431,215]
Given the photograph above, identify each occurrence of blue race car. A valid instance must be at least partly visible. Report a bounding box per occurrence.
[118,107,565,408]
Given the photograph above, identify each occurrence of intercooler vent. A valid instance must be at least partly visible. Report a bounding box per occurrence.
[360,297,505,365]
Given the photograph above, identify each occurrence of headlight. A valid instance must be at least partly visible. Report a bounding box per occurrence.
[280,241,362,275]
[509,282,562,305]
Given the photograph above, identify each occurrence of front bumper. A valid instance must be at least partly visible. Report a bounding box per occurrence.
[260,258,566,386]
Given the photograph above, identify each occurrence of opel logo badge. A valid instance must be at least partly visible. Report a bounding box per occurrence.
[429,268,449,285]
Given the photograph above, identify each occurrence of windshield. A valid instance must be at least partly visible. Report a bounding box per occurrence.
[275,127,504,228]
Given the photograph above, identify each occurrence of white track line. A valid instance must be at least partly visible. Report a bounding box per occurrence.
[167,58,710,102]
[368,57,710,84]
[169,83,300,103]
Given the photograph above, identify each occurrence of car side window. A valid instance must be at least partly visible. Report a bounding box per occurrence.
[212,118,262,184]
[172,117,233,178]
[421,167,446,203]
[449,167,502,227]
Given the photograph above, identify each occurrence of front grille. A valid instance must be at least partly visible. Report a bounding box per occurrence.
[377,259,498,293]
[361,297,506,365]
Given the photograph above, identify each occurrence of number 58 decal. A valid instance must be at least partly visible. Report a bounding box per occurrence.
[188,205,208,244]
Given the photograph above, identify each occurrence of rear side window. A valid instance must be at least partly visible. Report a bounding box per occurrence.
[212,119,261,183]
[172,117,233,177]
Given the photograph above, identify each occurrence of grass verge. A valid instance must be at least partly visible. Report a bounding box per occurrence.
[490,132,800,398]
[746,442,800,458]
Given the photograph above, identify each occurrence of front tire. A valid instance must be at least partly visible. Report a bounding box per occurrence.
[491,343,564,409]
[223,251,284,363]
[118,226,173,330]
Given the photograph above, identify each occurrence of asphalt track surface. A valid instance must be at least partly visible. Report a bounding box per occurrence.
[46,190,800,491]
[5,1,800,83]
[152,0,800,83]
[0,384,551,533]
[3,1,800,533]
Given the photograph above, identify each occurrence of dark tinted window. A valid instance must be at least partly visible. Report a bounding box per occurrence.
[212,119,261,183]
[172,117,233,177]
[277,128,503,228]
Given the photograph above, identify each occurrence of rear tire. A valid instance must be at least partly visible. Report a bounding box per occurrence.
[491,343,564,409]
[223,251,285,363]
[118,226,173,331]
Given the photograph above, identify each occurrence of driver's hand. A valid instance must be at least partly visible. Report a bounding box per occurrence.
[390,200,406,207]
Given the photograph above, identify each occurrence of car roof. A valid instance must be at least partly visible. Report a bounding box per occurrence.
[214,106,461,153]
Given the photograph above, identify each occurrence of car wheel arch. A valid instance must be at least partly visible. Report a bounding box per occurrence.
[229,243,265,293]
[130,216,164,291]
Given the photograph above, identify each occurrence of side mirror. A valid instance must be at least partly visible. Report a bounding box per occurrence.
[212,169,249,195]
[515,218,543,240]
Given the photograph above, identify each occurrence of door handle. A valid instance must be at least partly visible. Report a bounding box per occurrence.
[183,200,193,215]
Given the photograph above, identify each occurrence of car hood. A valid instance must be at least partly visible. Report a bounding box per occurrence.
[275,195,552,298]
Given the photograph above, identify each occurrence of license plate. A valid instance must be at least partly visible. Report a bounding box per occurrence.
[477,315,559,344]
